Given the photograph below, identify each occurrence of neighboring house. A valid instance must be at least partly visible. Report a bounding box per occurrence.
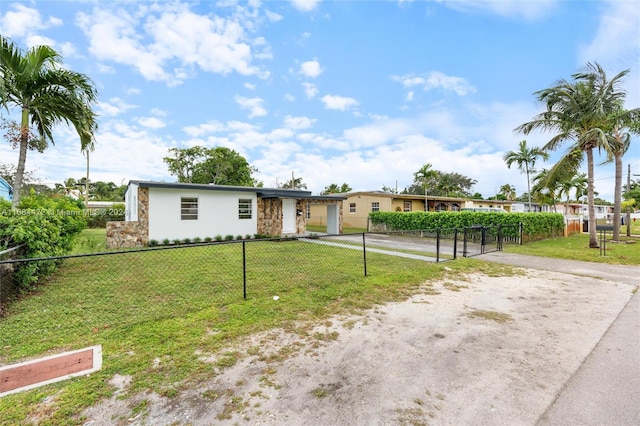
[511,202,613,218]
[308,191,513,230]
[0,177,13,202]
[107,181,345,248]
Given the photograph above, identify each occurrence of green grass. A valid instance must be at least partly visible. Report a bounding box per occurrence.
[505,232,639,265]
[70,228,110,254]
[0,230,512,425]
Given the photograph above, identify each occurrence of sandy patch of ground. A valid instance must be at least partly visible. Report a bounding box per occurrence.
[82,268,634,425]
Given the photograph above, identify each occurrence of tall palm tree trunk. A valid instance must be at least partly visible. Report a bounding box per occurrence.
[526,166,532,212]
[612,152,623,241]
[586,148,599,248]
[11,108,30,208]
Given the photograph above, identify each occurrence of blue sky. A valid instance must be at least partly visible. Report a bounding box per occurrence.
[1,0,638,201]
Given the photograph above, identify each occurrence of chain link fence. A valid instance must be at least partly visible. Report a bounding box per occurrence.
[0,227,518,329]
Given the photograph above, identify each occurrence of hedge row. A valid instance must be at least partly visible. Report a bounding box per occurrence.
[369,211,565,241]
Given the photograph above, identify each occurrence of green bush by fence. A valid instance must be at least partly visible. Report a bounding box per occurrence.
[0,194,86,290]
[369,211,565,241]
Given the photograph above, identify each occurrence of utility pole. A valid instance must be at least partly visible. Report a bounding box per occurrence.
[85,151,90,206]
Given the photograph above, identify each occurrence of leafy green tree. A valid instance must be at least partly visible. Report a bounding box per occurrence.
[0,36,98,208]
[503,140,548,213]
[321,183,352,195]
[163,146,258,186]
[515,62,637,248]
[413,164,437,197]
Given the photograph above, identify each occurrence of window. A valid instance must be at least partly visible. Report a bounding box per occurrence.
[239,199,252,219]
[349,203,356,213]
[306,204,311,219]
[403,201,412,212]
[181,197,198,220]
[371,202,380,212]
[435,202,447,212]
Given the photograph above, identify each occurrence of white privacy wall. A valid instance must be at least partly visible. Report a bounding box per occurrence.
[125,183,138,222]
[147,188,257,241]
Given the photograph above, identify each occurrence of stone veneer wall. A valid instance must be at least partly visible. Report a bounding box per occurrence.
[256,198,282,236]
[106,187,149,248]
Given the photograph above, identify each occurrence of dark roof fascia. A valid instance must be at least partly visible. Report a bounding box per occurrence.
[129,180,314,198]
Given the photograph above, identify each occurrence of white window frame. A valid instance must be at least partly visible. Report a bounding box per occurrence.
[181,197,198,220]
[239,199,252,219]
[349,203,356,213]
[371,202,380,212]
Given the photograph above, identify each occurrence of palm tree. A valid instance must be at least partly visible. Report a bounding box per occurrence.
[0,36,98,207]
[515,62,631,248]
[413,163,437,211]
[604,126,632,240]
[503,140,548,212]
[499,184,516,201]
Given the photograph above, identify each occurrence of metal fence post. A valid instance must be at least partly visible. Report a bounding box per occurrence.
[453,228,458,260]
[242,240,247,300]
[362,233,367,276]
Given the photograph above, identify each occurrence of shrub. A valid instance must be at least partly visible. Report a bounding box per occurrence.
[215,235,223,242]
[182,237,191,244]
[204,236,212,243]
[224,234,234,241]
[162,238,171,246]
[148,239,159,247]
[245,234,252,240]
[236,235,243,240]
[0,194,86,290]
[172,239,182,245]
[193,237,201,244]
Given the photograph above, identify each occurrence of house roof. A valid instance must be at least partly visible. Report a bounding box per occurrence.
[128,180,346,201]
[341,191,513,205]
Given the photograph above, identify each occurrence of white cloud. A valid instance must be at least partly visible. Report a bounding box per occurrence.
[96,98,138,117]
[234,96,268,118]
[300,60,323,78]
[137,117,166,129]
[302,82,319,99]
[578,0,640,105]
[321,94,359,111]
[244,82,257,90]
[76,3,269,86]
[0,4,61,39]
[283,115,317,130]
[284,93,296,102]
[434,0,557,21]
[289,0,322,12]
[392,71,476,96]
[265,10,283,22]
[183,121,227,137]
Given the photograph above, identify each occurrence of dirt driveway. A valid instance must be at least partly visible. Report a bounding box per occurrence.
[83,255,638,425]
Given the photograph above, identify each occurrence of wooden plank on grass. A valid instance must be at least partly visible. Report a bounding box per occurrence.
[0,345,102,397]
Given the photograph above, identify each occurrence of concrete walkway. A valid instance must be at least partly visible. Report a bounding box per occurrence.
[480,252,640,426]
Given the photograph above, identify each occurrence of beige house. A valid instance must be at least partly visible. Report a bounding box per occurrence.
[308,191,513,230]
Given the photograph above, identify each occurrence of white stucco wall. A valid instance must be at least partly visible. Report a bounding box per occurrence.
[125,183,138,221]
[147,188,258,241]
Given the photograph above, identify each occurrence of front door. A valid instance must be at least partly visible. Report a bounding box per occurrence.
[282,199,296,234]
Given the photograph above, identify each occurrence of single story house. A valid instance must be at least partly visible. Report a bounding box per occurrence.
[308,191,513,230]
[107,181,345,248]
[0,177,13,202]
